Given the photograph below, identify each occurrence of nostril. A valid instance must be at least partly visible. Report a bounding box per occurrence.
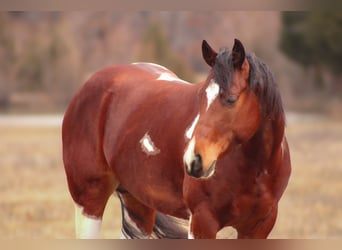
[194,154,202,166]
[190,154,203,177]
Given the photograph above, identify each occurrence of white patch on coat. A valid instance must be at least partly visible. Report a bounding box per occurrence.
[140,133,160,155]
[132,62,189,84]
[132,62,169,72]
[75,204,102,239]
[183,137,196,173]
[157,72,190,84]
[281,139,285,157]
[205,80,220,110]
[185,114,200,140]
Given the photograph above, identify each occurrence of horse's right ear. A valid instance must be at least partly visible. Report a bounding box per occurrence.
[202,40,217,67]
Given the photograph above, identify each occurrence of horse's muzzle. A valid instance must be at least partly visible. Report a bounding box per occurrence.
[187,154,203,178]
[186,154,216,179]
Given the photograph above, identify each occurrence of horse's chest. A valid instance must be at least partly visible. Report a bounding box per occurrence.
[231,181,274,224]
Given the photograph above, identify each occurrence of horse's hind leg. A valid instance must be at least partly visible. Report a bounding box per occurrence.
[117,191,156,239]
[65,170,118,238]
[188,203,220,239]
[74,202,101,239]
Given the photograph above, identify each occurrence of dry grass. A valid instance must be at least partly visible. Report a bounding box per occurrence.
[270,117,342,238]
[0,126,121,239]
[0,115,341,238]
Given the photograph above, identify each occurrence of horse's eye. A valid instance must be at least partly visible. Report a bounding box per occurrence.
[225,95,238,105]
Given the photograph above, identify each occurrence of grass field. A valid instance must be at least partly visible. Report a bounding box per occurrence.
[0,114,341,239]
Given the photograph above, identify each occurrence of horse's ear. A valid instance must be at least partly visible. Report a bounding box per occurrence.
[232,38,245,69]
[202,40,217,67]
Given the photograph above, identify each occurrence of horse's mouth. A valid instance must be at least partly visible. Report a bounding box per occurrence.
[202,160,217,178]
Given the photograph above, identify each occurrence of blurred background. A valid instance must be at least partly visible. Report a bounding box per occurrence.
[0,11,341,238]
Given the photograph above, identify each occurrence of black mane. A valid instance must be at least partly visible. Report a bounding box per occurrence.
[212,49,284,120]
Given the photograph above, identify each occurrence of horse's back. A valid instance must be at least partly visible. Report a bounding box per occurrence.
[62,63,178,146]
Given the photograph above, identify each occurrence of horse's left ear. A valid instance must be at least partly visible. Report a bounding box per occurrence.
[202,40,217,67]
[232,38,245,69]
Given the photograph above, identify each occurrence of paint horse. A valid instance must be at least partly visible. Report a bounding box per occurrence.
[62,39,291,239]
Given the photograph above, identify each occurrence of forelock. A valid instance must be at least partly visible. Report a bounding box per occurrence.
[212,49,234,90]
[210,50,284,120]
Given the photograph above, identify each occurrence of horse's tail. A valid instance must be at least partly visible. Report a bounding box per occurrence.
[118,192,188,239]
[151,211,188,239]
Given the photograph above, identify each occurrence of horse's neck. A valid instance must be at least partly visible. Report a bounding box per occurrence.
[243,115,285,171]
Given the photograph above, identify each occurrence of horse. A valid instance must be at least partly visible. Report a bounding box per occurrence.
[62,38,291,239]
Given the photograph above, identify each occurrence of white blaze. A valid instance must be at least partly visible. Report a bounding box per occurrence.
[185,114,200,140]
[205,80,220,110]
[183,137,196,173]
[140,133,160,155]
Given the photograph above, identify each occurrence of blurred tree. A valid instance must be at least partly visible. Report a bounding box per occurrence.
[0,13,16,109]
[280,12,342,92]
[17,36,45,91]
[139,21,195,82]
[6,13,81,109]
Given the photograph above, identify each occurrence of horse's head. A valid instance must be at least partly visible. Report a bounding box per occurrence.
[184,39,263,179]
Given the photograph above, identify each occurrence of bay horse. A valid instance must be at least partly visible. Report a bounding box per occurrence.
[62,39,291,239]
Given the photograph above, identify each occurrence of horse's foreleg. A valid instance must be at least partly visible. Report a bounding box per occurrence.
[188,204,220,239]
[237,206,278,239]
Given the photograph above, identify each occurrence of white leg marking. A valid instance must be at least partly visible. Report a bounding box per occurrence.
[75,204,102,239]
[140,132,160,155]
[183,137,196,173]
[205,80,220,110]
[188,214,195,239]
[185,114,200,140]
[217,226,238,239]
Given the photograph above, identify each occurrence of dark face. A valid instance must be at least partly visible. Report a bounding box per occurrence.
[184,39,262,179]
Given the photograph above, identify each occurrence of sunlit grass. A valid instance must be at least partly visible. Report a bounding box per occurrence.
[0,118,341,238]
